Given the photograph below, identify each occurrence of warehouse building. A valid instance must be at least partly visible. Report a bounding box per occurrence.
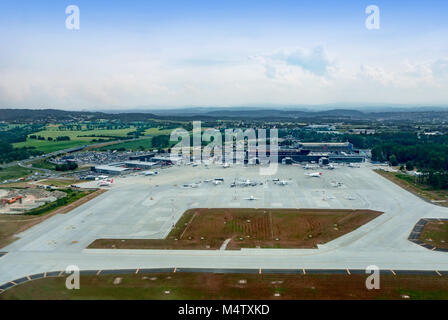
[124,161,161,170]
[92,165,130,175]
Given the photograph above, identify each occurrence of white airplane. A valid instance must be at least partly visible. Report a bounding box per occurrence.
[213,180,223,185]
[348,163,360,168]
[222,163,230,168]
[327,164,335,170]
[245,195,258,201]
[276,180,289,185]
[237,179,258,187]
[305,172,322,178]
[143,171,159,176]
[330,181,343,187]
[183,183,200,188]
[303,164,317,170]
[346,195,356,200]
[98,178,114,187]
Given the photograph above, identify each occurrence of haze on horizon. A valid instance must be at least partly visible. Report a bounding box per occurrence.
[1,0,448,110]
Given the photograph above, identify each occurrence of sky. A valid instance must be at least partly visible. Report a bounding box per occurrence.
[0,0,448,110]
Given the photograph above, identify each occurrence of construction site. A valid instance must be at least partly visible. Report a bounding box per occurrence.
[0,188,66,215]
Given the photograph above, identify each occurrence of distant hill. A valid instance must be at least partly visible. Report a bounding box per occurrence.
[1,107,448,123]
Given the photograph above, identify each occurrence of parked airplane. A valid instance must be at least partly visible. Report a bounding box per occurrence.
[183,183,200,188]
[276,180,289,185]
[237,179,259,187]
[222,163,230,168]
[98,178,114,187]
[348,163,360,168]
[213,180,223,185]
[143,171,159,176]
[305,172,322,178]
[245,195,258,201]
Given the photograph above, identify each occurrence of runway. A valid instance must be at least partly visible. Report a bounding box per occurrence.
[1,163,448,289]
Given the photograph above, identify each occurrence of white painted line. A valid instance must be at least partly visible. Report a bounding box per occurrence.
[390,269,396,276]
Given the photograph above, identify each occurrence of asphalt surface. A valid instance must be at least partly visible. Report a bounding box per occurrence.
[1,163,448,292]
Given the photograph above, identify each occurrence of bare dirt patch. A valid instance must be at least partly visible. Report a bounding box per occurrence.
[420,220,448,249]
[89,208,382,250]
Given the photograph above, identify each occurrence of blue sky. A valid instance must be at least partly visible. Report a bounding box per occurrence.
[1,0,448,109]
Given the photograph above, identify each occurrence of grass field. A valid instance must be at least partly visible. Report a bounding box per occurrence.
[30,159,56,170]
[12,125,174,153]
[13,125,138,153]
[89,208,382,250]
[420,220,448,249]
[375,170,448,207]
[98,137,153,151]
[1,272,447,300]
[0,166,33,182]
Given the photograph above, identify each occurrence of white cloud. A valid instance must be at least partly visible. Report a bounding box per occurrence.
[1,45,448,108]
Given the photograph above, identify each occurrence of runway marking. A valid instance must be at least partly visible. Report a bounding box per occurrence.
[26,276,31,281]
[432,247,436,251]
[390,269,396,276]
[436,270,442,276]
[135,268,139,274]
[346,269,351,275]
[96,270,101,275]
[10,281,16,285]
[302,268,306,275]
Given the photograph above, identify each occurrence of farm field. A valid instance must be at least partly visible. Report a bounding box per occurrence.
[89,208,382,250]
[98,137,153,151]
[2,272,447,300]
[13,125,138,153]
[12,125,173,153]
